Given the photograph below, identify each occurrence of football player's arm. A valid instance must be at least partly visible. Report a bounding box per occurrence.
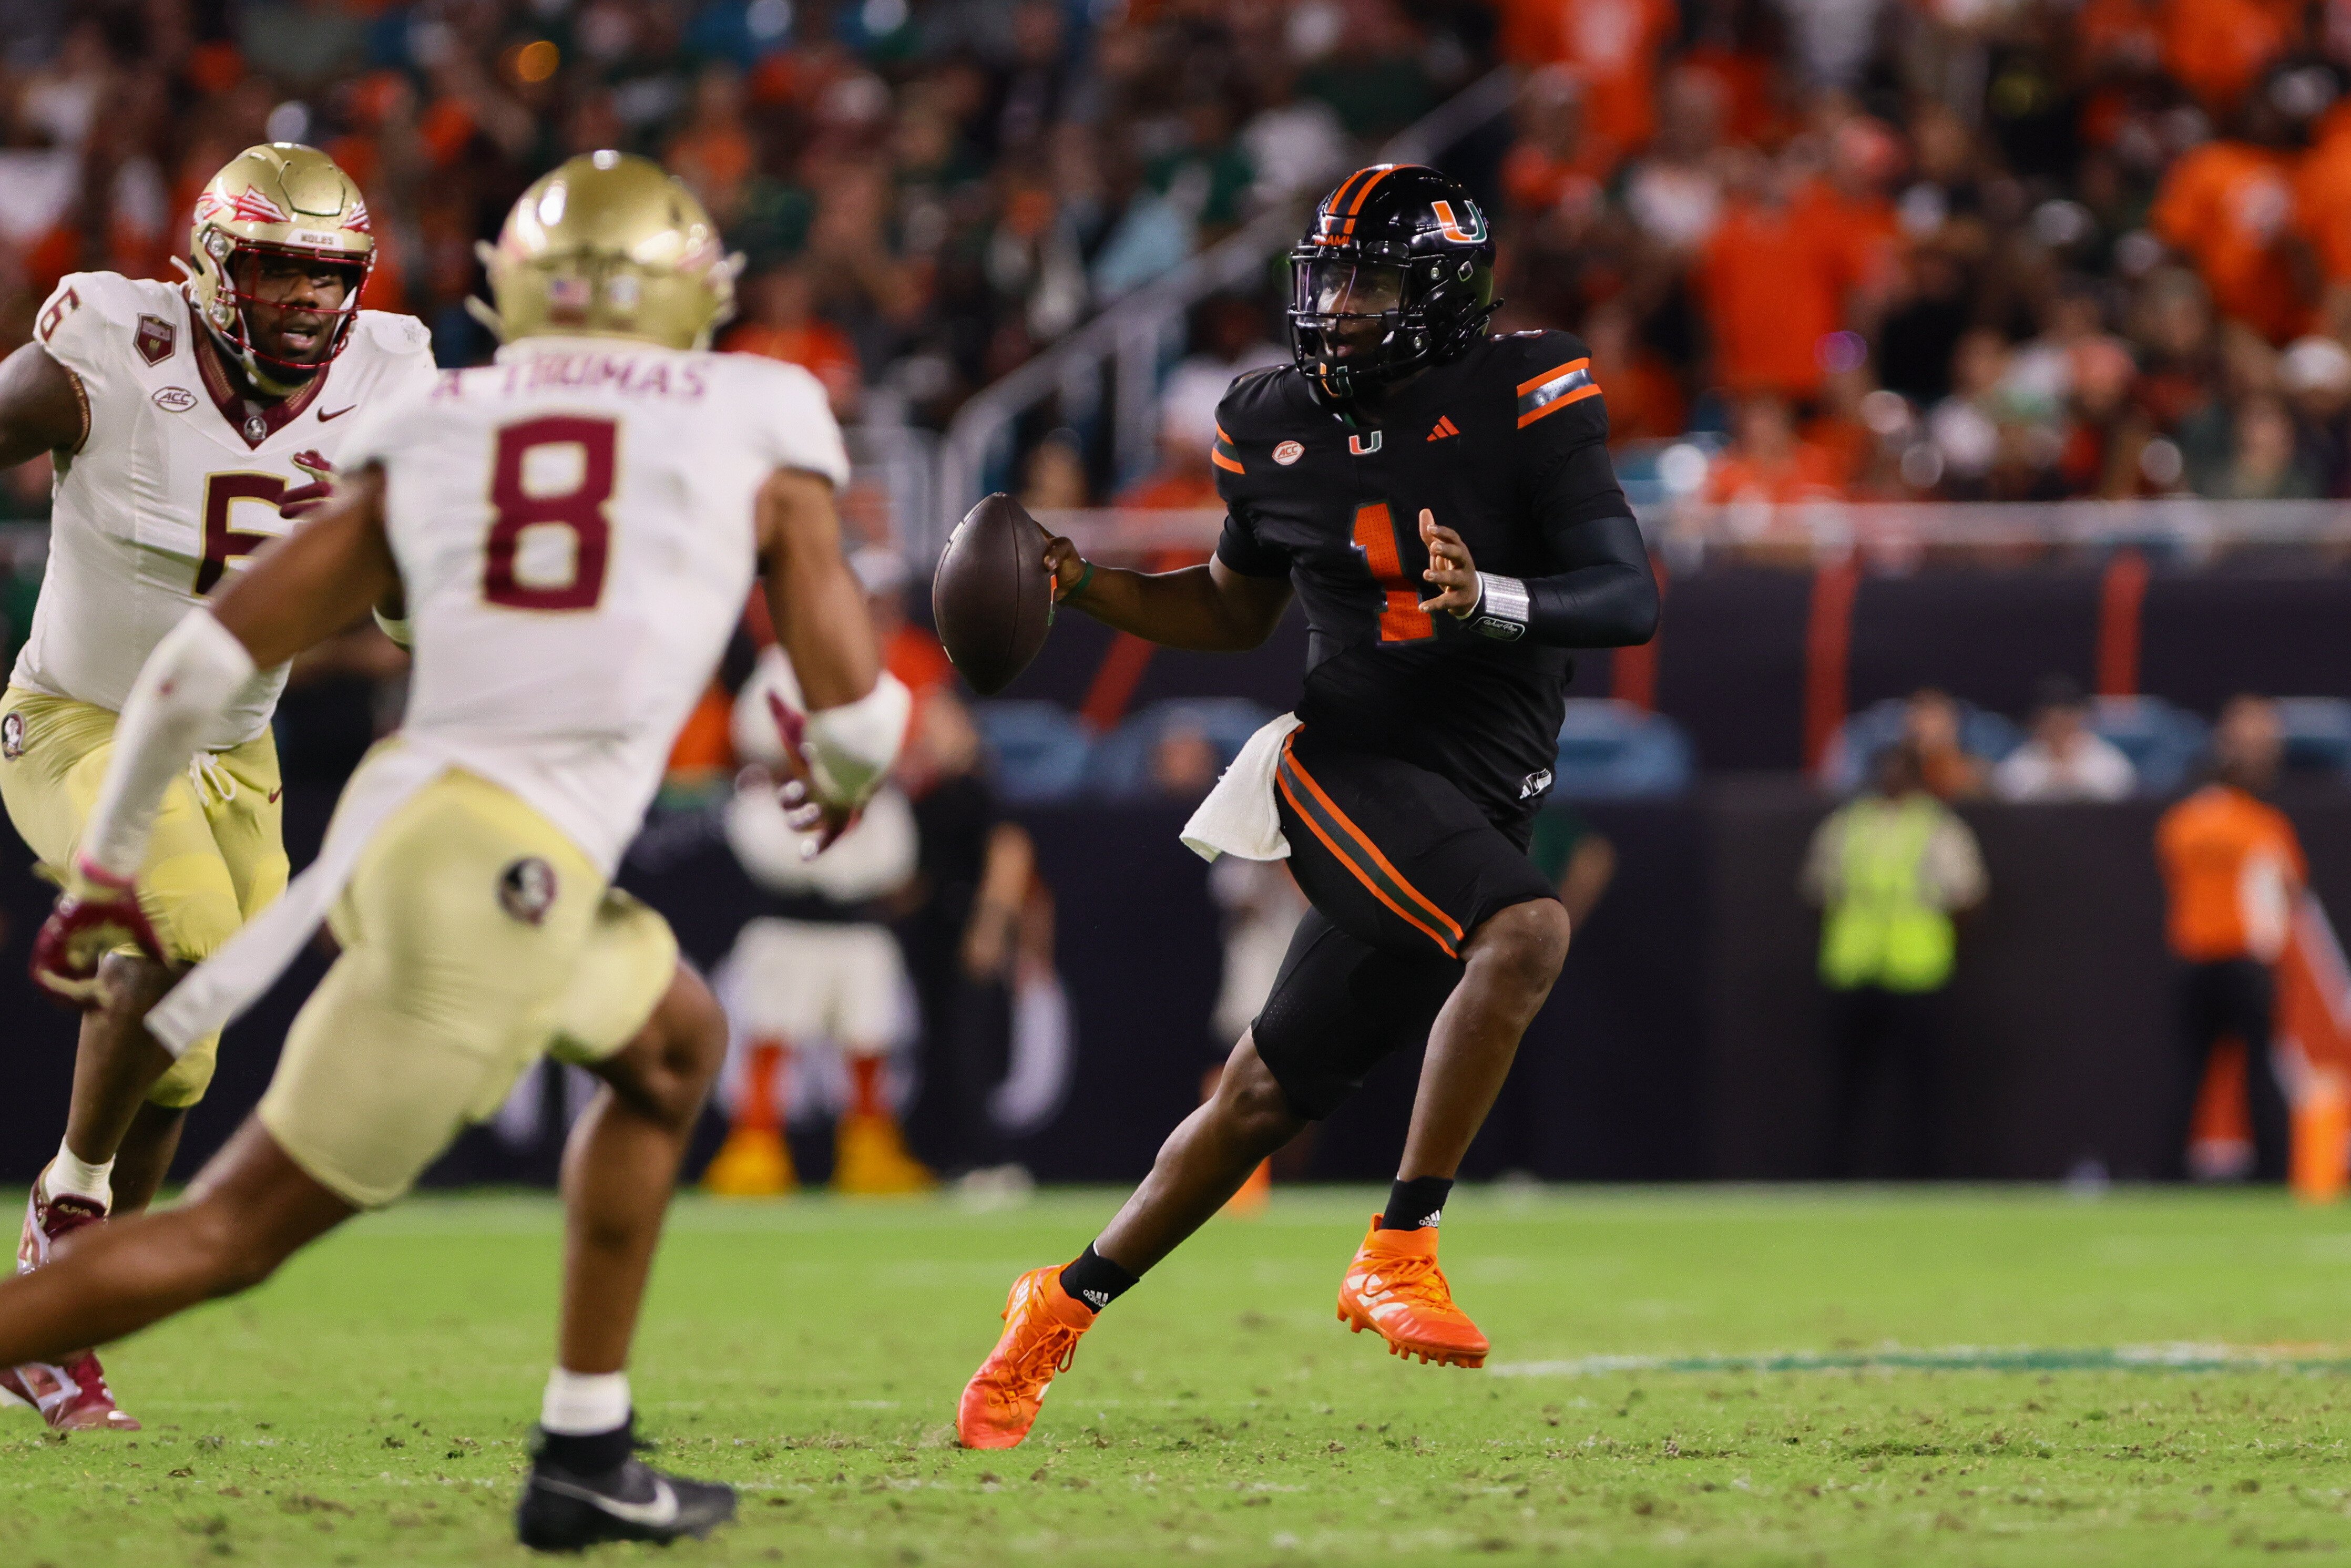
[754,466,908,831]
[0,342,88,467]
[1419,394,1659,645]
[30,472,396,997]
[1039,535,1293,652]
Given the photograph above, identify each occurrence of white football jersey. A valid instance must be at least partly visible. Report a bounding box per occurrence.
[337,336,850,875]
[11,272,437,745]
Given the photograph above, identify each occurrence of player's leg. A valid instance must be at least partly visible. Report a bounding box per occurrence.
[1392,896,1572,1189]
[552,965,725,1376]
[1269,731,1565,1369]
[0,1118,353,1369]
[520,894,736,1551]
[956,914,1447,1448]
[2223,958,2291,1182]
[0,691,249,1428]
[108,1102,189,1218]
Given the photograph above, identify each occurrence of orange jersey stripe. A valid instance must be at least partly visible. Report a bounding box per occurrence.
[1276,766,1458,957]
[1282,739,1465,943]
[1211,447,1245,473]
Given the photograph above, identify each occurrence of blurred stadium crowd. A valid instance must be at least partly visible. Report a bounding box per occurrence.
[16,0,2351,514]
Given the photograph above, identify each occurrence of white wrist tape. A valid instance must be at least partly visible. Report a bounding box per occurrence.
[372,606,413,648]
[83,610,257,879]
[1469,572,1530,642]
[803,670,911,806]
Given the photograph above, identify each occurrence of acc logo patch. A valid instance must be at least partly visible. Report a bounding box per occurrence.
[1272,439,1304,466]
[151,386,197,412]
[0,711,23,760]
[497,857,558,925]
[135,313,176,366]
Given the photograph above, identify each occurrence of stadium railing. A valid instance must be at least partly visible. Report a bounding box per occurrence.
[998,500,2351,571]
[928,66,1521,559]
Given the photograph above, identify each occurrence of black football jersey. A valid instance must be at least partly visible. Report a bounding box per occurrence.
[1212,329,1634,833]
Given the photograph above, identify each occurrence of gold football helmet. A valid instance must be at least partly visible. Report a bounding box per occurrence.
[473,151,738,352]
[186,143,375,391]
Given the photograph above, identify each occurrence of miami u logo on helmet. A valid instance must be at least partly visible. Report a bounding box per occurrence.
[1431,200,1487,244]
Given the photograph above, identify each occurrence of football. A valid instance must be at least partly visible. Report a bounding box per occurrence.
[932,491,1055,695]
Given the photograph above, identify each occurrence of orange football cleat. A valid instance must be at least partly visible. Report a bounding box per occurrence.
[1335,1216,1489,1369]
[956,1265,1095,1449]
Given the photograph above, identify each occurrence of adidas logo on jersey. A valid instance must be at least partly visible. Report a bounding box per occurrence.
[1426,416,1460,442]
[1080,1288,1110,1309]
[1519,767,1553,800]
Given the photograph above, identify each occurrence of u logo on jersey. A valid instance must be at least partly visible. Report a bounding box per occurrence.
[1431,200,1487,244]
[1348,431,1383,457]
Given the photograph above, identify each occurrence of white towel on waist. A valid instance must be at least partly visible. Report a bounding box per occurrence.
[1180,712,1301,863]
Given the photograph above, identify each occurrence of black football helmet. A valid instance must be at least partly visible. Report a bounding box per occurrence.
[1287,163,1499,404]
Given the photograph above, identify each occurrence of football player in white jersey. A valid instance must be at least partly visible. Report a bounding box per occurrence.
[0,144,436,1430]
[11,150,905,1551]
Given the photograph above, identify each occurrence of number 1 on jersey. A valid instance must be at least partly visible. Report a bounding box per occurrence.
[483,415,616,611]
[1351,502,1433,642]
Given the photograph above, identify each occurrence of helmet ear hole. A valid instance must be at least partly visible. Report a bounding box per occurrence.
[1458,260,1472,280]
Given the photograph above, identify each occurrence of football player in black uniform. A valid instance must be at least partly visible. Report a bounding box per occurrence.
[956,165,1658,1448]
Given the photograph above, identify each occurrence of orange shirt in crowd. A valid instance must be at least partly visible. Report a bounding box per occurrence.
[2077,0,2164,69]
[887,622,955,695]
[724,320,863,417]
[1596,350,1688,445]
[1677,45,1782,147]
[1693,193,1867,397]
[1495,0,1678,152]
[2156,784,2308,963]
[1701,439,1846,503]
[2296,126,2351,284]
[2151,141,2306,344]
[2161,0,2298,116]
[1500,141,1612,216]
[1114,467,1220,510]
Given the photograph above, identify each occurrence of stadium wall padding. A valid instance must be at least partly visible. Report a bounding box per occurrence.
[10,780,2351,1187]
[1005,566,2351,771]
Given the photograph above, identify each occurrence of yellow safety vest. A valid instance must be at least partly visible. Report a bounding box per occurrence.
[1818,795,1957,992]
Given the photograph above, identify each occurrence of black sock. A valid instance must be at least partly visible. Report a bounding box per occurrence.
[1057,1243,1139,1313]
[1379,1176,1453,1231]
[538,1415,635,1476]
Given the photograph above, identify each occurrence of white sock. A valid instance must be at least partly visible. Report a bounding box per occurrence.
[541,1369,631,1436]
[45,1140,113,1211]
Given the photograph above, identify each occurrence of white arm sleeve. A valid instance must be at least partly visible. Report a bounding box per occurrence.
[803,671,912,806]
[81,610,258,878]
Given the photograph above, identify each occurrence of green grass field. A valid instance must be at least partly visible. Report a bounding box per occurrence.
[8,1185,2351,1566]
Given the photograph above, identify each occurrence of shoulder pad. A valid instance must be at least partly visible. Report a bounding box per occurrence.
[1215,362,1305,437]
[1501,330,1602,432]
[34,273,180,375]
[355,311,433,357]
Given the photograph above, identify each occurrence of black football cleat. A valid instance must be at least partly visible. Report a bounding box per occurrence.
[514,1436,736,1552]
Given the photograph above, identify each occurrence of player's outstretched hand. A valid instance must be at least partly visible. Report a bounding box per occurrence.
[1417,508,1480,618]
[29,856,163,1009]
[277,449,336,519]
[763,689,863,856]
